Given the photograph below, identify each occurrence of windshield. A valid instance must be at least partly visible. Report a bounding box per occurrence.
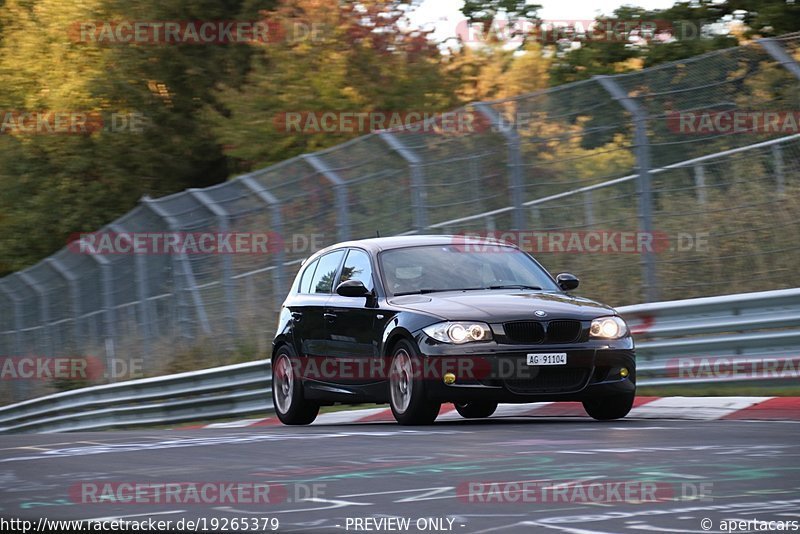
[380,244,559,296]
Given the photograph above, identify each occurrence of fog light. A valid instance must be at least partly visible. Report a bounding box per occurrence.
[444,372,456,385]
[620,367,629,378]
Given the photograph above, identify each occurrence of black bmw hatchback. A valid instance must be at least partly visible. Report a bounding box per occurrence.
[272,236,635,425]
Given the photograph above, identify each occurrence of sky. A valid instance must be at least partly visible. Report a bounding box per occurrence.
[407,0,679,42]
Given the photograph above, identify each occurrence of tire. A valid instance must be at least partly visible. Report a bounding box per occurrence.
[582,393,635,421]
[272,345,319,425]
[454,401,498,419]
[388,339,441,425]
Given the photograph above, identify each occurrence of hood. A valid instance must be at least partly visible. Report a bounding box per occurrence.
[387,290,615,323]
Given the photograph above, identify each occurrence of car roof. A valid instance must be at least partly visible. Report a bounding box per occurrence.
[306,235,516,261]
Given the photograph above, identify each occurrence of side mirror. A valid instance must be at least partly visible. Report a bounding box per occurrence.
[336,279,370,297]
[556,273,579,291]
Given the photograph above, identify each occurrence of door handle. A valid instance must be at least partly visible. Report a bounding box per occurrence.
[324,312,337,322]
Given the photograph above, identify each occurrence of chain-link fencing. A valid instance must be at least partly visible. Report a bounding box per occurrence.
[2,34,799,403]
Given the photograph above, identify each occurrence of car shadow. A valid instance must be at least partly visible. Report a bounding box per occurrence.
[312,415,633,427]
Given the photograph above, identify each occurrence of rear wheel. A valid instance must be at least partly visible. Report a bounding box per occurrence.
[272,346,319,425]
[389,340,441,425]
[454,401,498,419]
[582,393,634,421]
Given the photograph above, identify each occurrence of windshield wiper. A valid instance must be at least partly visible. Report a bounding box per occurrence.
[487,284,542,290]
[393,287,483,296]
[394,286,541,296]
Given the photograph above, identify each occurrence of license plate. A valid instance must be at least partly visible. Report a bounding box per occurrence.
[527,353,567,366]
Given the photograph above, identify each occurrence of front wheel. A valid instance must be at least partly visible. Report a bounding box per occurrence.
[272,346,319,425]
[582,393,635,421]
[388,340,441,425]
[454,401,498,419]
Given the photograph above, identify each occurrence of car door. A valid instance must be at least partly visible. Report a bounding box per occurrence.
[324,248,383,386]
[290,250,345,371]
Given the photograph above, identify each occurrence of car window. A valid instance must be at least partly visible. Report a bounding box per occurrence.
[310,250,345,294]
[338,249,374,292]
[298,258,319,294]
[380,244,559,295]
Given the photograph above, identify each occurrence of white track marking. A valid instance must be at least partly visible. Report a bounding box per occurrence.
[499,403,556,417]
[629,396,769,420]
[315,407,393,425]
[205,419,264,428]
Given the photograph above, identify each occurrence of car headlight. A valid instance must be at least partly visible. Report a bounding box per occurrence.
[422,322,493,344]
[590,316,628,339]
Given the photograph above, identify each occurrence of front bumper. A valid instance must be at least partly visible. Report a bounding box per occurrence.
[415,333,635,403]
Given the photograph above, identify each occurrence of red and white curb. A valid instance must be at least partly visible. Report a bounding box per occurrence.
[183,397,800,429]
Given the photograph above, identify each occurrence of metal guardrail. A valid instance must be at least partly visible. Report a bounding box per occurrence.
[0,288,797,433]
[0,360,272,434]
[620,288,800,387]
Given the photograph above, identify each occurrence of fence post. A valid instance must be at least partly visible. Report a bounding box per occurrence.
[772,144,785,195]
[302,154,351,242]
[473,102,525,231]
[758,38,800,80]
[240,174,288,305]
[189,189,236,351]
[17,272,52,358]
[45,258,80,353]
[596,75,659,302]
[583,191,595,227]
[469,156,484,214]
[99,259,116,380]
[78,240,117,381]
[756,38,797,196]
[141,197,212,340]
[377,131,428,232]
[108,224,153,362]
[0,281,26,400]
[0,283,21,355]
[694,165,707,205]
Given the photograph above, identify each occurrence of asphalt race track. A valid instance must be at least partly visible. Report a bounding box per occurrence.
[1,417,799,533]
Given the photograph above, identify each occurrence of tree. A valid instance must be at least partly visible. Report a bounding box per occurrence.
[726,0,800,37]
[462,0,542,31]
[0,0,275,275]
[209,0,460,170]
[446,40,550,103]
